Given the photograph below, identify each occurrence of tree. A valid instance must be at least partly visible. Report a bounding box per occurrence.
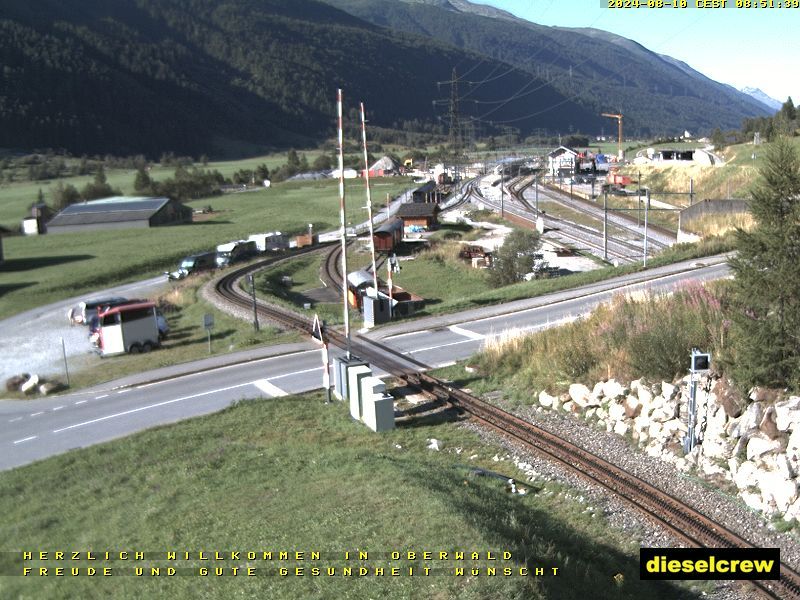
[728,137,800,388]
[311,154,331,171]
[52,181,81,210]
[81,166,119,200]
[255,163,270,180]
[711,127,726,152]
[133,166,152,193]
[487,229,543,286]
[780,97,796,122]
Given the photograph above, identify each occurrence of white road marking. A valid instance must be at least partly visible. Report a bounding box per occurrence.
[269,366,323,381]
[9,417,23,423]
[30,412,43,417]
[384,329,429,340]
[449,325,485,341]
[116,389,131,394]
[95,394,108,399]
[406,338,479,354]
[52,406,64,411]
[13,436,37,445]
[253,379,288,398]
[75,400,87,405]
[52,380,256,434]
[133,349,322,389]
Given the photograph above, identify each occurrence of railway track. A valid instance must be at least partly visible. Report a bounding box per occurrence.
[468,177,639,264]
[211,256,800,599]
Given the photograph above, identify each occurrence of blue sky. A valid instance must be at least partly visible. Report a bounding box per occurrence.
[474,0,798,107]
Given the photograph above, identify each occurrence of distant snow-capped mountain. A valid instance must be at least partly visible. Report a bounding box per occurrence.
[740,87,782,112]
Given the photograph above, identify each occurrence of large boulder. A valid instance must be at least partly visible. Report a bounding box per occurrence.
[775,397,800,432]
[662,419,688,439]
[726,416,743,439]
[538,390,556,409]
[746,434,782,461]
[624,395,642,419]
[698,457,728,478]
[714,377,746,418]
[608,401,627,424]
[602,379,626,400]
[733,460,758,490]
[701,436,734,461]
[784,497,800,522]
[660,382,677,401]
[613,420,630,437]
[739,402,764,437]
[759,406,781,440]
[741,490,767,513]
[568,384,591,408]
[757,469,798,514]
[750,386,783,404]
[650,405,676,423]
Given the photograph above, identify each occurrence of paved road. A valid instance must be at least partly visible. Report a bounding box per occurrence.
[0,259,729,471]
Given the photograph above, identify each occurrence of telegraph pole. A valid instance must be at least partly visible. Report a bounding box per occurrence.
[336,89,351,358]
[360,102,379,294]
[603,190,608,261]
[643,189,650,267]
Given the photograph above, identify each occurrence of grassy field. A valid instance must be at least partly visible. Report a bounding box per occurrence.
[252,251,357,327]
[387,235,735,321]
[0,391,700,600]
[0,177,415,320]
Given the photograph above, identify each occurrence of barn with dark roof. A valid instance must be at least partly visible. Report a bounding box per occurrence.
[46,196,192,234]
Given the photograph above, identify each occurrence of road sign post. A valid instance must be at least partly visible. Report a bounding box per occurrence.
[60,337,70,387]
[248,274,259,332]
[203,313,215,354]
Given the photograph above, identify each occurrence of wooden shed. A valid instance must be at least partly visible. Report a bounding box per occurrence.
[396,203,440,232]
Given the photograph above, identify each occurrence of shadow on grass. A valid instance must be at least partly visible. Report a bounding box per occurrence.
[0,254,95,272]
[164,329,236,349]
[401,458,700,600]
[0,281,37,297]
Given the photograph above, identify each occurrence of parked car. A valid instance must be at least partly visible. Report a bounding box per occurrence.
[165,252,217,281]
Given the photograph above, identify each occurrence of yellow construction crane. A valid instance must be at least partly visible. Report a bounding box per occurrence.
[601,112,623,160]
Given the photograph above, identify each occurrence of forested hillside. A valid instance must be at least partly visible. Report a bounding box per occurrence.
[0,0,594,156]
[325,0,772,137]
[0,0,770,157]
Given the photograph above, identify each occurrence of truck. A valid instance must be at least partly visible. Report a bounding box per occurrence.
[165,252,217,281]
[215,240,257,267]
[96,301,161,356]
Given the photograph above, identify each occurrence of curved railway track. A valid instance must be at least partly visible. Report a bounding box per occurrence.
[211,255,800,599]
[509,177,652,262]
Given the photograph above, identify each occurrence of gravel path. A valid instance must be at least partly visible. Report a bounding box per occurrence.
[0,276,167,382]
[462,399,799,600]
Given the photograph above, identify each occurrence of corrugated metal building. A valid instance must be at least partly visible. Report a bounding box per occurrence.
[46,196,192,234]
